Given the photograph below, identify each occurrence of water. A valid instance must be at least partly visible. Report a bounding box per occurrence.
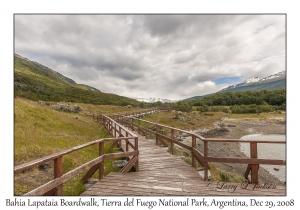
[239,134,286,182]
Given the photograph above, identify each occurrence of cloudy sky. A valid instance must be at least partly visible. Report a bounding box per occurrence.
[14,14,285,100]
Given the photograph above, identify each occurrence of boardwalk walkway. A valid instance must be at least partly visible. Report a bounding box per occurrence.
[14,109,285,196]
[81,134,286,196]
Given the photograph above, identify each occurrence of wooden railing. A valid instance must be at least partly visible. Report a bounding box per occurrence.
[14,115,139,196]
[115,115,286,184]
[107,107,171,120]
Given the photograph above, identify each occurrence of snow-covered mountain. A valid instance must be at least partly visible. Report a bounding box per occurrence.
[219,71,286,92]
[132,97,177,103]
[182,71,286,102]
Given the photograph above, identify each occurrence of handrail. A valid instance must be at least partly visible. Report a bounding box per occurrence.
[117,114,286,184]
[14,137,134,173]
[14,114,139,196]
[101,115,138,138]
[128,116,196,134]
[201,137,286,144]
[106,107,170,119]
[128,116,286,144]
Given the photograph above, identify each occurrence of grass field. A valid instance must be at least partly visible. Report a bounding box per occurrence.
[14,97,127,195]
[141,110,285,130]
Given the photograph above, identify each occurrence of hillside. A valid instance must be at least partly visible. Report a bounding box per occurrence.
[181,93,215,102]
[219,78,286,93]
[14,54,140,106]
[182,71,286,102]
[14,97,106,195]
[219,71,286,93]
[14,97,142,195]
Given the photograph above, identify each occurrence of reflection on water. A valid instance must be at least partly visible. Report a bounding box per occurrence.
[240,134,286,182]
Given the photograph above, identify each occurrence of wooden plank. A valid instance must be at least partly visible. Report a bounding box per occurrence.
[103,174,202,182]
[83,178,285,196]
[192,135,196,168]
[126,140,136,150]
[86,180,285,196]
[171,129,174,154]
[53,157,63,196]
[42,188,56,196]
[108,140,119,150]
[93,178,286,194]
[250,142,258,184]
[81,163,100,183]
[99,142,104,180]
[244,164,251,182]
[120,156,138,173]
[191,148,205,166]
[156,135,169,147]
[134,137,139,172]
[204,141,208,181]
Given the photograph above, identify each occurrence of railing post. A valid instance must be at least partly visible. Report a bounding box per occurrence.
[145,122,148,138]
[117,125,121,146]
[155,125,158,145]
[131,118,134,131]
[138,120,140,134]
[250,142,259,184]
[54,156,63,196]
[126,132,129,152]
[99,141,104,180]
[114,122,117,137]
[192,135,196,168]
[110,121,112,134]
[170,129,174,155]
[204,141,208,181]
[135,137,139,172]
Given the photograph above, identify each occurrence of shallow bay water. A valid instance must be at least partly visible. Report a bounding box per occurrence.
[239,134,286,182]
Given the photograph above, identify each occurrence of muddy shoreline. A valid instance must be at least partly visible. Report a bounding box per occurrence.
[180,117,286,186]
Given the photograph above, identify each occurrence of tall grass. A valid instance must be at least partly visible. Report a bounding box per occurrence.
[14,97,124,195]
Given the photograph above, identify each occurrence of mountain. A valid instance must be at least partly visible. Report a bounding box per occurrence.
[15,54,77,85]
[14,54,140,106]
[182,71,286,102]
[219,71,286,93]
[131,97,177,103]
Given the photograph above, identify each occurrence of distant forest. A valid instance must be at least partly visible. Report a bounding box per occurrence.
[192,89,286,106]
[172,89,286,113]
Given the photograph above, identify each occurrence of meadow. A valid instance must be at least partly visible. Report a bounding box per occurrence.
[14,97,139,195]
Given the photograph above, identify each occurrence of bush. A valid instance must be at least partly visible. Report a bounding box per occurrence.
[230,104,278,114]
[197,105,229,113]
[51,102,82,113]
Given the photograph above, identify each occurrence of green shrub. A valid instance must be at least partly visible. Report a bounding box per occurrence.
[51,102,83,113]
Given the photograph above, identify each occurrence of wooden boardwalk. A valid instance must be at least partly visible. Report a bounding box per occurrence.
[15,110,285,196]
[81,134,286,196]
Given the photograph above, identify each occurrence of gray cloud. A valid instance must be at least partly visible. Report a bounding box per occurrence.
[15,14,285,100]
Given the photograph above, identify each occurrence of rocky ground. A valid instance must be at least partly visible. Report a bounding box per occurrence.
[178,117,286,186]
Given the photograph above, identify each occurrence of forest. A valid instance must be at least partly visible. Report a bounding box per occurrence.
[172,89,286,114]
